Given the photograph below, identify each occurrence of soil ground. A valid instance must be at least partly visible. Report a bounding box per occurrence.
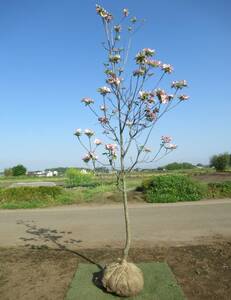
[192,172,231,183]
[0,240,231,300]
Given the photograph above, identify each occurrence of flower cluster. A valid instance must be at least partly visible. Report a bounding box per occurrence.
[84,129,94,137]
[161,136,172,144]
[138,90,155,103]
[109,54,121,64]
[74,128,82,137]
[145,107,158,122]
[178,95,189,101]
[94,138,102,146]
[133,68,146,77]
[98,116,109,124]
[81,97,94,106]
[105,143,117,159]
[130,16,137,23]
[155,89,173,104]
[98,86,111,96]
[135,48,155,65]
[146,60,162,68]
[106,74,122,86]
[82,152,97,163]
[161,136,177,150]
[164,143,177,150]
[171,80,187,89]
[114,25,121,33]
[161,64,174,74]
[143,48,155,56]
[96,4,113,22]
[123,8,129,17]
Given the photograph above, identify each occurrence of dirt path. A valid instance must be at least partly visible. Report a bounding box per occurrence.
[0,199,231,249]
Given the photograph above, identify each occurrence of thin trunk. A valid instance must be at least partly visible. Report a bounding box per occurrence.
[121,171,131,261]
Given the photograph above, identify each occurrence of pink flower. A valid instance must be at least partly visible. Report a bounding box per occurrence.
[138,90,150,101]
[106,75,122,86]
[82,152,97,163]
[96,5,113,22]
[98,116,109,124]
[162,63,174,74]
[98,86,111,95]
[178,94,189,101]
[145,111,156,122]
[161,136,172,144]
[81,97,94,106]
[171,80,187,89]
[84,129,94,137]
[82,154,91,163]
[142,48,155,57]
[74,128,82,137]
[146,60,162,68]
[155,89,169,104]
[105,143,117,159]
[105,144,117,151]
[165,143,177,150]
[133,68,146,77]
[123,8,129,17]
[94,139,102,146]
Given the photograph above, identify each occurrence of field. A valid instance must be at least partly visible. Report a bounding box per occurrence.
[0,169,231,209]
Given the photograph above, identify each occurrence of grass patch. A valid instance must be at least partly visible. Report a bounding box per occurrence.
[0,186,63,209]
[65,262,185,300]
[0,184,119,209]
[207,181,231,198]
[141,175,206,203]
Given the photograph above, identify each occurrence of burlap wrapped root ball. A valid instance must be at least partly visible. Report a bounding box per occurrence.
[102,260,144,297]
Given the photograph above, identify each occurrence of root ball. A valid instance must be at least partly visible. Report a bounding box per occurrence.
[102,260,144,297]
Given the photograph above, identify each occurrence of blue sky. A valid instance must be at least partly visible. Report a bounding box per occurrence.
[0,0,230,171]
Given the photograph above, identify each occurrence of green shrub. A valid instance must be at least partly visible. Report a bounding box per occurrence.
[164,162,195,170]
[65,168,94,187]
[207,182,231,198]
[12,164,27,176]
[210,153,230,171]
[4,168,13,177]
[141,175,205,203]
[0,186,62,204]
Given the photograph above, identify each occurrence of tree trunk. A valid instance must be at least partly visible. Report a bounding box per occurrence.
[121,172,131,261]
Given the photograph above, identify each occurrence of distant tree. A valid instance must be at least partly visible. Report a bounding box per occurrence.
[12,165,27,176]
[165,162,195,170]
[4,168,13,177]
[196,163,203,167]
[210,153,230,171]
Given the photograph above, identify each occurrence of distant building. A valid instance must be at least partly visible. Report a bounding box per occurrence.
[27,170,58,177]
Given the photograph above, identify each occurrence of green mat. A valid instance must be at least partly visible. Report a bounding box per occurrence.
[65,262,186,300]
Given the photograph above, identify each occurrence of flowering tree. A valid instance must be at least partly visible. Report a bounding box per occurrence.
[74,5,189,297]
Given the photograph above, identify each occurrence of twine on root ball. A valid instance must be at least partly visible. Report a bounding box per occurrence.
[102,260,144,297]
